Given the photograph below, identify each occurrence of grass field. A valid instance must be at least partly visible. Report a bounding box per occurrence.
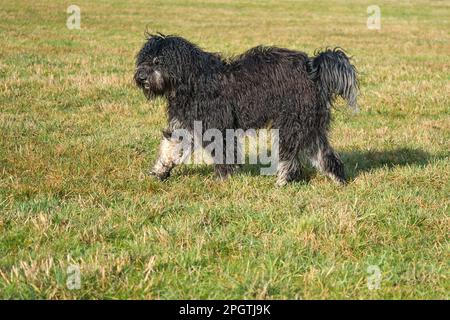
[0,0,449,299]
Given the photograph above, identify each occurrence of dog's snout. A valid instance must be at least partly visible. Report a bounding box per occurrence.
[137,69,147,81]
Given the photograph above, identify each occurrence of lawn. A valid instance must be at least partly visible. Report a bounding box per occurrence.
[0,0,448,299]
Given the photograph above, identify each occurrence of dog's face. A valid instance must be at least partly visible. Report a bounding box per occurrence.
[134,36,172,99]
[134,58,168,98]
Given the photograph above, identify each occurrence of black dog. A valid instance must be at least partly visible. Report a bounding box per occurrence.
[134,33,358,186]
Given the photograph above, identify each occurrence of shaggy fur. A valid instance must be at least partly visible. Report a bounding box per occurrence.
[134,33,358,185]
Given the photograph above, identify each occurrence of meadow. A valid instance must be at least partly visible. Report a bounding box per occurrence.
[0,0,448,299]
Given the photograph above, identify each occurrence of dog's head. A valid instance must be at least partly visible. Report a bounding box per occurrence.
[135,33,223,99]
[134,34,173,99]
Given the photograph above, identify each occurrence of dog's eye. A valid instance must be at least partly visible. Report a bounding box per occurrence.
[153,57,159,65]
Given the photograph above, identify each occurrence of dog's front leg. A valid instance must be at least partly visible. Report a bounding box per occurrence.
[149,137,179,180]
[149,130,189,180]
[213,137,241,180]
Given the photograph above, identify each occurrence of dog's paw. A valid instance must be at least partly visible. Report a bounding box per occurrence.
[215,172,230,182]
[327,173,346,185]
[335,177,347,186]
[148,170,170,181]
[214,165,237,181]
[275,179,287,187]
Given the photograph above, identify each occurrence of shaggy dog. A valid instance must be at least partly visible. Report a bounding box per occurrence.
[134,33,358,186]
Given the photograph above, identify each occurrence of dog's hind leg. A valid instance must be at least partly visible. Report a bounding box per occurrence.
[275,130,304,186]
[276,157,302,186]
[307,135,346,184]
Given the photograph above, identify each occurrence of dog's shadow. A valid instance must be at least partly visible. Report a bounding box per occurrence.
[178,148,438,182]
[340,147,437,180]
[241,147,437,181]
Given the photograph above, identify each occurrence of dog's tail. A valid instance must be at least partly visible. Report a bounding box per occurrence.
[309,48,359,112]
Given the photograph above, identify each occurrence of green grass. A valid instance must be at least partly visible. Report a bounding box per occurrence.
[0,0,449,299]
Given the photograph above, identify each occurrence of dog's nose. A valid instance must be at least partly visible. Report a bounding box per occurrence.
[137,70,147,81]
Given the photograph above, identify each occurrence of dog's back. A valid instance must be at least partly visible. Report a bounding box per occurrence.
[228,46,309,71]
[226,46,312,83]
[223,46,319,130]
